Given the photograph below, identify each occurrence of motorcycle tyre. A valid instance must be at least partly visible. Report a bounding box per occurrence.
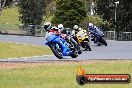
[51,44,63,59]
[70,38,82,54]
[85,42,91,51]
[71,48,78,58]
[100,37,107,46]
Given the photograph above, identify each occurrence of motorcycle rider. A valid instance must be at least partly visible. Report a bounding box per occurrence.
[73,25,88,42]
[57,24,82,54]
[73,25,89,52]
[72,25,79,36]
[88,23,96,34]
[72,25,91,51]
[88,23,104,44]
[58,24,64,31]
[43,22,52,31]
[44,22,62,37]
[88,23,103,35]
[77,27,87,36]
[72,25,80,43]
[88,23,98,42]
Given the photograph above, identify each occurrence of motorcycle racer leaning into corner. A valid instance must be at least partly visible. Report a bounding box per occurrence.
[57,24,82,54]
[88,23,107,46]
[72,25,88,44]
[88,23,103,42]
[44,22,61,36]
[44,22,82,54]
[72,25,91,51]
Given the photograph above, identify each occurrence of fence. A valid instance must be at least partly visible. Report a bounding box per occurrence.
[0,24,132,41]
[0,24,46,37]
[104,31,115,40]
[104,31,132,41]
[20,24,46,36]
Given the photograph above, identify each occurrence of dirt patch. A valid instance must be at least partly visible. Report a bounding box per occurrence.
[0,63,44,69]
[0,60,131,69]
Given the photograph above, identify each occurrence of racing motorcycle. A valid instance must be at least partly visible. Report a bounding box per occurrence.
[89,27,107,46]
[61,28,82,54]
[76,30,91,51]
[45,34,78,59]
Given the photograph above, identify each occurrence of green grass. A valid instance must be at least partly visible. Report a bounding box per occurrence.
[0,42,52,59]
[0,6,53,31]
[0,60,132,88]
[0,6,20,30]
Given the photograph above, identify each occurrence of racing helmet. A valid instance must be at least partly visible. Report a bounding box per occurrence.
[58,24,64,30]
[51,26,60,31]
[44,22,51,31]
[73,25,79,30]
[88,23,93,27]
[78,27,82,31]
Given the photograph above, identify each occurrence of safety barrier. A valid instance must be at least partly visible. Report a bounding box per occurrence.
[117,32,132,41]
[0,24,46,36]
[0,23,132,41]
[20,25,46,36]
[104,31,132,41]
[104,31,115,40]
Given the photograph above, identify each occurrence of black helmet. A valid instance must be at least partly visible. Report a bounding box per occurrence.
[44,22,51,31]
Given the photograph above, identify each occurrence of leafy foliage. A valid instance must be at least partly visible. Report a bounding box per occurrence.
[79,15,110,31]
[96,0,132,32]
[51,0,87,28]
[117,0,132,32]
[18,0,46,25]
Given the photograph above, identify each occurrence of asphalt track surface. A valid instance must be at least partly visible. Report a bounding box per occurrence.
[0,34,132,62]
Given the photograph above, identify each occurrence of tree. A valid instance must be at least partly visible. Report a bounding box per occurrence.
[95,0,132,32]
[0,0,16,15]
[117,0,132,32]
[0,0,7,15]
[51,0,87,28]
[18,0,46,25]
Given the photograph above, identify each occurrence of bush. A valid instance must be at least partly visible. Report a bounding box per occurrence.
[51,0,87,28]
[80,15,111,31]
[18,0,46,25]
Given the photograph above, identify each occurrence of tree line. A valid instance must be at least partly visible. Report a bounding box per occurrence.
[95,0,132,32]
[0,0,132,35]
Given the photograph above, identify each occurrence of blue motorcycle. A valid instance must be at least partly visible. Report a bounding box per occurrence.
[89,26,107,46]
[45,34,78,59]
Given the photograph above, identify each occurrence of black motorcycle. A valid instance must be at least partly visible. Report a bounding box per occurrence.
[62,28,82,54]
[89,27,107,46]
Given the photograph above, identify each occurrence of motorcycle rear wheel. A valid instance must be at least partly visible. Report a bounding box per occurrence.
[100,37,107,46]
[51,44,63,59]
[71,48,78,58]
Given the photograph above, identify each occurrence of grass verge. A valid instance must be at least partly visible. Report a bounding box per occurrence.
[0,6,53,30]
[0,6,20,30]
[0,60,131,88]
[0,42,52,59]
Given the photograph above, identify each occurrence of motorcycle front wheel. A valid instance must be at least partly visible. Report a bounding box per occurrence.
[85,42,91,51]
[51,44,63,59]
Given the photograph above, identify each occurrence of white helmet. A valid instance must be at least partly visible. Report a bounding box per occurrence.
[89,23,93,27]
[78,27,82,31]
[58,24,64,30]
[73,25,78,30]
[44,22,51,31]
